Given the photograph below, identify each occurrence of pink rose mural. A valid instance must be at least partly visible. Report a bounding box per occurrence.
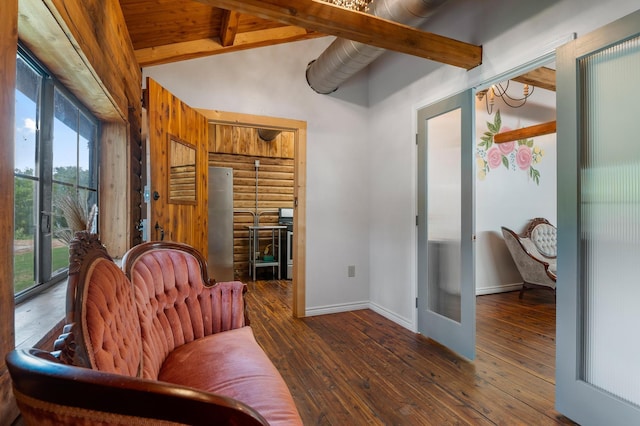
[498,141,515,155]
[497,126,515,155]
[476,110,544,184]
[487,147,503,169]
[516,145,533,169]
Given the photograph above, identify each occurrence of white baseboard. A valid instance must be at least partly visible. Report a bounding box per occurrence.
[305,301,369,317]
[369,301,413,331]
[305,300,414,331]
[304,283,522,329]
[475,283,522,295]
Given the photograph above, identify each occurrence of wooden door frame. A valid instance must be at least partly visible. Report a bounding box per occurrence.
[196,109,306,318]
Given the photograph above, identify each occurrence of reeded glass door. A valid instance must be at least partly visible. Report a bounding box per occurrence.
[556,9,640,425]
[417,90,475,360]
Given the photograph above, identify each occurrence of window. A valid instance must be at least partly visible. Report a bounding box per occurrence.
[14,47,99,303]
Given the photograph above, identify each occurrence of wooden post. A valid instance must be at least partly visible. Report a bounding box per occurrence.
[0,0,19,423]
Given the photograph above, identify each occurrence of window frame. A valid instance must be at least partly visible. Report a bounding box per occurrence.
[14,45,100,304]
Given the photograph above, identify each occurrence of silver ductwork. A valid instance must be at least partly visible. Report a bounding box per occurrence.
[306,0,448,94]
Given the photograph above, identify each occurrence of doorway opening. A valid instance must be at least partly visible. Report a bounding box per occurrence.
[473,58,558,404]
[197,109,307,318]
[474,61,557,298]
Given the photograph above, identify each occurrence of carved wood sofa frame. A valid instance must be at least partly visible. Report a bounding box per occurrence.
[6,231,302,425]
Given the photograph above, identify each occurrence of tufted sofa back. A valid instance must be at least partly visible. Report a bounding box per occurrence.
[81,259,143,376]
[58,232,143,377]
[123,243,247,380]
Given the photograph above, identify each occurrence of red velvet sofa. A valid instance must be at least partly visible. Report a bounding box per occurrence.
[7,232,302,425]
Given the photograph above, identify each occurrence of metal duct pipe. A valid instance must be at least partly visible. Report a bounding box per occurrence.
[306,0,448,94]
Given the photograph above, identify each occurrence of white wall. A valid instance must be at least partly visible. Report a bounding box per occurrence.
[143,38,372,314]
[367,0,640,329]
[143,0,640,330]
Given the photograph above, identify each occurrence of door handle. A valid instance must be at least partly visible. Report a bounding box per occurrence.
[155,222,165,241]
[41,211,52,234]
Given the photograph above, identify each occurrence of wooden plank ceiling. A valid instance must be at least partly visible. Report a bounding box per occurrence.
[119,0,482,68]
[120,0,554,106]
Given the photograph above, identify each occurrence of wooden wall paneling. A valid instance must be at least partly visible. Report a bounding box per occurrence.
[146,78,209,257]
[100,123,130,257]
[147,81,167,242]
[210,124,294,159]
[256,130,271,157]
[129,107,144,246]
[281,131,295,158]
[239,126,255,155]
[218,125,234,153]
[269,133,283,158]
[0,1,19,423]
[198,116,209,254]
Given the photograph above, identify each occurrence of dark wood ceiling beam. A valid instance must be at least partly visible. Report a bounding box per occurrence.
[195,0,482,69]
[220,10,241,47]
[512,67,556,92]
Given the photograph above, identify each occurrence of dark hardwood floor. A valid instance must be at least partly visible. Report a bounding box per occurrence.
[245,280,575,425]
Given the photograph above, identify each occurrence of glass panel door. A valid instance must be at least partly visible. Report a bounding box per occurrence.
[13,48,99,302]
[417,90,475,360]
[14,55,41,295]
[556,9,640,425]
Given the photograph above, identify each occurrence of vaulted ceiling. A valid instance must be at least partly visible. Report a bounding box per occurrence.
[119,0,482,69]
[120,0,556,104]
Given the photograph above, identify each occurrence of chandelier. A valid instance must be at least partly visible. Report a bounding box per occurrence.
[320,0,372,12]
[476,81,535,115]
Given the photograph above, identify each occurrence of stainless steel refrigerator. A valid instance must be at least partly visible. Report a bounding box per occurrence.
[207,167,234,281]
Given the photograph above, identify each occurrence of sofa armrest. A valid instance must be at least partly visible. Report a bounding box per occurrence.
[7,348,268,426]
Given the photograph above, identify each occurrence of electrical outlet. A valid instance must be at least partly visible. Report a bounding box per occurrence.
[348,265,355,278]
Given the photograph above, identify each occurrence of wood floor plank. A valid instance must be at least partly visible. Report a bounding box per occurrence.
[345,310,557,425]
[245,281,575,425]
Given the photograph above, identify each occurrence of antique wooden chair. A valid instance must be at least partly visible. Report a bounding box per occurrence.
[502,218,557,298]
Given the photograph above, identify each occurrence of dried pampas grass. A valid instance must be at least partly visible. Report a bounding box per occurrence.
[55,195,97,244]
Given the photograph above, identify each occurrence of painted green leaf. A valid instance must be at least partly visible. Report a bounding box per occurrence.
[494,110,502,130]
[530,167,540,185]
[527,139,534,148]
[487,122,497,133]
[502,156,509,169]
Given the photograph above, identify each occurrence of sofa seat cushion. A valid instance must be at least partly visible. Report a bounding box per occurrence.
[158,326,302,426]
